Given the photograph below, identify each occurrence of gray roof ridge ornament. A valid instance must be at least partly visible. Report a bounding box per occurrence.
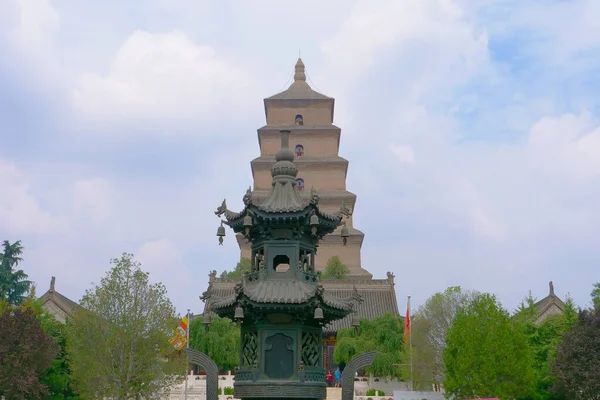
[257,130,306,212]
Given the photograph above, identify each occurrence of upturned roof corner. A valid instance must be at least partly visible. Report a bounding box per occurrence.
[214,130,352,244]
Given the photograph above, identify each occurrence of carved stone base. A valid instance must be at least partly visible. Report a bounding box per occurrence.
[234,381,326,399]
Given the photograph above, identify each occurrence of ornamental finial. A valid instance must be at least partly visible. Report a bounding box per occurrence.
[294,58,306,82]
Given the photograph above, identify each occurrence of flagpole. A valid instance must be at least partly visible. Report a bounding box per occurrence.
[408,296,413,391]
[184,308,190,400]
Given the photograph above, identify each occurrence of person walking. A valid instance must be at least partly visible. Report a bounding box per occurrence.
[334,366,342,387]
[326,370,333,387]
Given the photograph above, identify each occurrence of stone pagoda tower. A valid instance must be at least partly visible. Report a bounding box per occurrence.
[208,129,360,400]
[240,58,371,277]
[202,59,399,371]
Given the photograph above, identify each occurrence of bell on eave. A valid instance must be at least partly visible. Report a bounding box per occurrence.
[310,214,319,236]
[243,215,253,237]
[351,313,360,328]
[234,304,244,320]
[341,222,349,246]
[314,306,324,320]
[203,313,212,326]
[217,221,226,245]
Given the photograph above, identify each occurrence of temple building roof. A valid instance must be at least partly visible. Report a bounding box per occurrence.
[266,58,332,101]
[38,277,80,324]
[202,273,399,335]
[534,281,566,325]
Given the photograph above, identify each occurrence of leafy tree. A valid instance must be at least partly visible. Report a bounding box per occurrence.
[321,256,349,280]
[444,293,535,400]
[220,257,251,279]
[552,307,600,399]
[189,315,240,371]
[334,313,403,377]
[0,302,60,399]
[591,282,600,311]
[410,286,479,390]
[513,292,578,400]
[0,240,31,305]
[67,253,184,399]
[20,286,81,399]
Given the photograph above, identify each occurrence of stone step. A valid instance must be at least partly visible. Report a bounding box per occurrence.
[327,387,342,400]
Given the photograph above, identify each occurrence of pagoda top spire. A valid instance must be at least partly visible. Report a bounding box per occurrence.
[294,58,306,82]
[266,58,332,100]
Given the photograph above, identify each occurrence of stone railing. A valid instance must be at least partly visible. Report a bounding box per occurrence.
[300,366,327,383]
[166,373,236,400]
[165,373,434,400]
[354,396,394,400]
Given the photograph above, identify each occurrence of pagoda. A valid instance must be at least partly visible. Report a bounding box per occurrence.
[202,59,399,370]
[206,129,360,400]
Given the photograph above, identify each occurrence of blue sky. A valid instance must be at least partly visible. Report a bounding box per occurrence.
[1,0,599,315]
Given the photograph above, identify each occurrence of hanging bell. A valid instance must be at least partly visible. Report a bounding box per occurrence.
[314,306,324,320]
[234,303,244,320]
[203,313,212,326]
[243,215,253,237]
[310,214,319,236]
[351,313,360,328]
[217,222,226,246]
[341,222,349,246]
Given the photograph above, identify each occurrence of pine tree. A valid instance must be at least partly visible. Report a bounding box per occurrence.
[0,240,31,305]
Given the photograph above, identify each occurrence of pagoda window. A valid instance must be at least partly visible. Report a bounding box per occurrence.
[295,144,304,158]
[296,178,304,191]
[273,254,290,273]
[295,114,304,125]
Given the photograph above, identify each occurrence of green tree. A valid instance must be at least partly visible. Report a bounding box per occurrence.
[189,315,240,371]
[333,313,403,377]
[552,307,600,399]
[220,258,251,279]
[0,303,60,399]
[67,253,184,399]
[410,286,479,390]
[0,240,31,305]
[20,286,81,399]
[444,293,535,400]
[591,282,600,311]
[512,293,578,400]
[321,256,349,280]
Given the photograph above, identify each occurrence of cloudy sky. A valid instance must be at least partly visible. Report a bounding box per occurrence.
[1,0,599,316]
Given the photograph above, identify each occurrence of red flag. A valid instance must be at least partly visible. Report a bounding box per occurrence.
[404,297,410,342]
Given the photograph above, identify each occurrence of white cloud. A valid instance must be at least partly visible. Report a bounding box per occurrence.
[73,178,113,225]
[8,0,59,52]
[136,238,193,312]
[390,144,415,163]
[319,0,490,95]
[0,160,67,235]
[70,30,260,129]
[528,113,600,179]
[509,0,600,62]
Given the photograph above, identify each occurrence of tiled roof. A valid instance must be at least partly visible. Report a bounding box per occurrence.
[322,285,400,335]
[203,277,399,335]
[39,289,81,318]
[210,280,354,313]
[245,280,316,303]
[266,82,332,100]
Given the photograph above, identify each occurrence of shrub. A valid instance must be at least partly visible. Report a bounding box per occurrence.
[224,387,234,395]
